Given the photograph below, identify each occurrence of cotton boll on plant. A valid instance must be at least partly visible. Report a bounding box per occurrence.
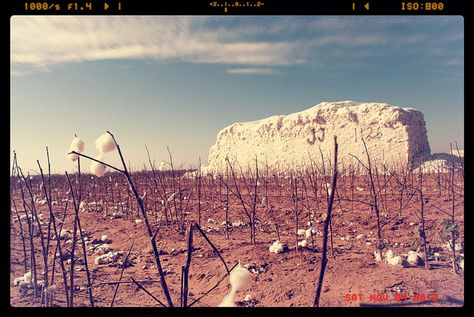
[70,137,85,153]
[67,152,79,161]
[95,133,116,153]
[67,136,85,161]
[219,262,252,307]
[90,155,107,177]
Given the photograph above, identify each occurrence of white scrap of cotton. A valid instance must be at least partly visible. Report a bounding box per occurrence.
[95,133,116,153]
[269,240,285,254]
[90,154,107,177]
[23,271,32,283]
[219,262,251,307]
[158,160,166,171]
[298,239,308,248]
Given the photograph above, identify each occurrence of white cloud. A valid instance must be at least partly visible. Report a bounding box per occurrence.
[445,59,463,66]
[11,16,303,74]
[227,68,276,75]
[10,16,463,76]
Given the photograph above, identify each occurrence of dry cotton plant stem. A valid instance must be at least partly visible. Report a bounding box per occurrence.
[418,171,430,270]
[251,155,259,244]
[188,261,239,307]
[319,147,335,258]
[449,146,458,275]
[110,240,134,307]
[194,223,230,273]
[11,156,29,274]
[70,133,174,307]
[182,224,194,307]
[314,135,338,307]
[12,197,29,273]
[65,171,95,307]
[197,157,202,226]
[38,161,70,305]
[108,131,174,306]
[350,136,384,260]
[131,277,167,307]
[16,165,41,298]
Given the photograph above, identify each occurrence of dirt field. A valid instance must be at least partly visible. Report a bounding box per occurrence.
[10,171,464,307]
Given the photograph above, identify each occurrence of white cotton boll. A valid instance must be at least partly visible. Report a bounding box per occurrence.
[158,161,166,171]
[305,228,313,239]
[14,277,24,286]
[135,219,143,224]
[67,137,85,161]
[269,240,286,254]
[90,155,106,177]
[230,262,251,291]
[298,239,308,248]
[385,249,394,261]
[374,250,382,262]
[387,255,404,266]
[407,251,423,266]
[219,294,237,307]
[219,262,251,307]
[297,229,306,236]
[95,133,116,153]
[244,294,252,302]
[100,235,108,242]
[23,271,32,283]
[67,153,79,161]
[69,137,85,153]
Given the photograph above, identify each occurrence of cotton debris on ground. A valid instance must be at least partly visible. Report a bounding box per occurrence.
[407,250,424,266]
[269,240,287,254]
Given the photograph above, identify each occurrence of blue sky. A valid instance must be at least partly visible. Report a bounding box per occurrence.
[11,16,463,174]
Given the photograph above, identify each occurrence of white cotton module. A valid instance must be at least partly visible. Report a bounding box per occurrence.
[219,262,251,307]
[90,154,106,177]
[95,133,116,153]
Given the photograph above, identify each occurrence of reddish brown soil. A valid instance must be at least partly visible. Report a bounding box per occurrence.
[10,173,464,307]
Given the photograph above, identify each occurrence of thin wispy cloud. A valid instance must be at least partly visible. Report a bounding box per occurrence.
[227,67,276,75]
[11,16,303,74]
[11,16,463,76]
